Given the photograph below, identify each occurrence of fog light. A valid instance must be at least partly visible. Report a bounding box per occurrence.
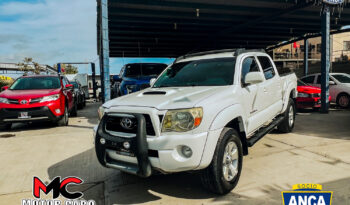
[181,146,192,158]
[55,109,61,114]
[123,141,130,149]
[100,138,106,145]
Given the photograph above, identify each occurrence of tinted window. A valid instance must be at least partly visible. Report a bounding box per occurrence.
[316,75,321,84]
[258,56,275,80]
[241,57,259,84]
[297,79,308,86]
[153,58,236,87]
[124,64,167,77]
[332,74,350,83]
[10,77,61,90]
[301,76,315,84]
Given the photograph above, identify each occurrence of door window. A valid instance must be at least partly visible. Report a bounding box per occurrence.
[257,56,275,80]
[301,76,315,84]
[241,57,260,85]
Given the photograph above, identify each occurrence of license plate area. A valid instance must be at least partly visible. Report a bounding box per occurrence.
[110,141,135,157]
[18,112,31,119]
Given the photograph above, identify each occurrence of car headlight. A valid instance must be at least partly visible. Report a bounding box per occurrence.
[162,107,203,132]
[98,106,106,120]
[297,93,310,98]
[0,97,9,104]
[40,94,60,103]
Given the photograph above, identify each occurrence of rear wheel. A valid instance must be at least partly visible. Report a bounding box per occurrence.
[0,123,12,131]
[200,128,243,195]
[337,93,350,108]
[277,98,296,133]
[57,106,68,126]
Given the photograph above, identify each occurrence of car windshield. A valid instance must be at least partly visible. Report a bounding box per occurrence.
[124,64,167,77]
[153,58,236,88]
[10,77,61,90]
[70,82,79,88]
[332,74,350,83]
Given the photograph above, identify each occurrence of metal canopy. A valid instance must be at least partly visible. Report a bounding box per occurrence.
[98,0,350,58]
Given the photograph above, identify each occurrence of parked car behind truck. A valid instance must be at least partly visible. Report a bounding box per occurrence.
[0,75,77,130]
[94,49,297,194]
[111,63,168,98]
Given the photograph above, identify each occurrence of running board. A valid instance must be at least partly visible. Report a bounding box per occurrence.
[247,115,285,147]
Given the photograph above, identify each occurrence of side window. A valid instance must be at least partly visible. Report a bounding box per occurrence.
[61,77,67,87]
[241,57,260,84]
[316,75,321,84]
[258,56,275,80]
[301,76,315,84]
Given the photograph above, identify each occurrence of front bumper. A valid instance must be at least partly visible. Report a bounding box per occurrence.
[94,112,208,175]
[0,106,62,123]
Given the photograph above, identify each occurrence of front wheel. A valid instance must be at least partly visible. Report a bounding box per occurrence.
[57,106,69,126]
[70,101,78,117]
[337,93,350,108]
[200,128,243,195]
[277,98,296,133]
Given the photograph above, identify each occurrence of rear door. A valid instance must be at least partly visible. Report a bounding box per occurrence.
[62,77,74,110]
[256,55,283,121]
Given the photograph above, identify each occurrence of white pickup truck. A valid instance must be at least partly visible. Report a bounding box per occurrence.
[94,49,297,194]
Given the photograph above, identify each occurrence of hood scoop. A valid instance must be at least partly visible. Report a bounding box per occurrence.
[143,91,166,95]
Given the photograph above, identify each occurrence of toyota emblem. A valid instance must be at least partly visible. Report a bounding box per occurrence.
[20,100,28,105]
[120,117,134,130]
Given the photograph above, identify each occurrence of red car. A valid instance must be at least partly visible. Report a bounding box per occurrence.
[0,75,77,130]
[296,80,331,110]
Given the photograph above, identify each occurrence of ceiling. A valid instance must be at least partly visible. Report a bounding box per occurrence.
[97,0,350,58]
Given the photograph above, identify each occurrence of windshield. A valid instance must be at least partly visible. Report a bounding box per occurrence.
[124,64,167,77]
[70,82,79,88]
[153,58,236,88]
[10,77,61,90]
[332,74,350,83]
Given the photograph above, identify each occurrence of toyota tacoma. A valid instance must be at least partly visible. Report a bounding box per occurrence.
[94,49,297,194]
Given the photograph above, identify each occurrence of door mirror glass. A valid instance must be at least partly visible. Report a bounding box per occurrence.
[150,78,157,87]
[244,72,264,85]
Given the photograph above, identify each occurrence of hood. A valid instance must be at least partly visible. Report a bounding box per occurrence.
[104,86,229,110]
[297,85,321,94]
[0,88,61,99]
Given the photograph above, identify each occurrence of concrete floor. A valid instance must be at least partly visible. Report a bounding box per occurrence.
[0,103,349,205]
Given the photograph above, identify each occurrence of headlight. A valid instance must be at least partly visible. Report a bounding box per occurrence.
[0,97,9,104]
[98,106,106,120]
[126,85,137,94]
[297,93,310,98]
[162,107,203,132]
[39,94,60,103]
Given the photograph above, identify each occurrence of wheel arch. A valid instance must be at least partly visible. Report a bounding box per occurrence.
[223,117,248,156]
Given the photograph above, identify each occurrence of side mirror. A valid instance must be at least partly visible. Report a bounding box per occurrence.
[113,75,122,82]
[329,81,336,85]
[65,84,74,90]
[150,78,157,87]
[1,86,9,91]
[244,72,264,85]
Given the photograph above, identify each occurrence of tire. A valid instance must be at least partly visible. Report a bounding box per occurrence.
[57,106,69,126]
[200,128,243,195]
[0,123,12,131]
[277,98,296,133]
[337,93,350,108]
[83,98,86,107]
[70,101,78,117]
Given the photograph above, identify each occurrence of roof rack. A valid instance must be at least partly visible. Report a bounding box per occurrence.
[175,48,266,62]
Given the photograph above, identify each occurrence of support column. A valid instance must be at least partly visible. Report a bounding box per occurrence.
[320,5,330,113]
[91,63,97,99]
[304,38,309,76]
[99,0,110,102]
